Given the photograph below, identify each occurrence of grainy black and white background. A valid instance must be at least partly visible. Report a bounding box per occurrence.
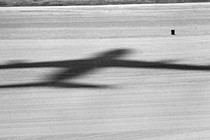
[1,2,210,139]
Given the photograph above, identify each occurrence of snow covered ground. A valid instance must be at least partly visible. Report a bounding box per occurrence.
[0,3,210,139]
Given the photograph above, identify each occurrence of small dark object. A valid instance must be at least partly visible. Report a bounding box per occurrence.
[171,30,175,35]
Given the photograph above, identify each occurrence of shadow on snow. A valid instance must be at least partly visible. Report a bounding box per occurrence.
[1,48,210,89]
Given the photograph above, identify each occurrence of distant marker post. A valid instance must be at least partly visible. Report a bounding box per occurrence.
[171,30,175,35]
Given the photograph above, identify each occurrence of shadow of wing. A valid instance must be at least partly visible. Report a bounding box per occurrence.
[0,60,78,69]
[114,60,210,71]
[53,82,109,88]
[0,82,48,88]
[0,82,108,89]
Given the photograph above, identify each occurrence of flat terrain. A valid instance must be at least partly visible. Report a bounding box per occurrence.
[1,3,210,139]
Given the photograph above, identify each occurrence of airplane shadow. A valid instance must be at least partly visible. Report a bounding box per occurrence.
[1,48,210,89]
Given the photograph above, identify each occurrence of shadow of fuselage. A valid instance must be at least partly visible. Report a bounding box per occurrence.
[0,48,210,89]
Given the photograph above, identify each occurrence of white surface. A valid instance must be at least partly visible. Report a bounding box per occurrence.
[0,3,210,139]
